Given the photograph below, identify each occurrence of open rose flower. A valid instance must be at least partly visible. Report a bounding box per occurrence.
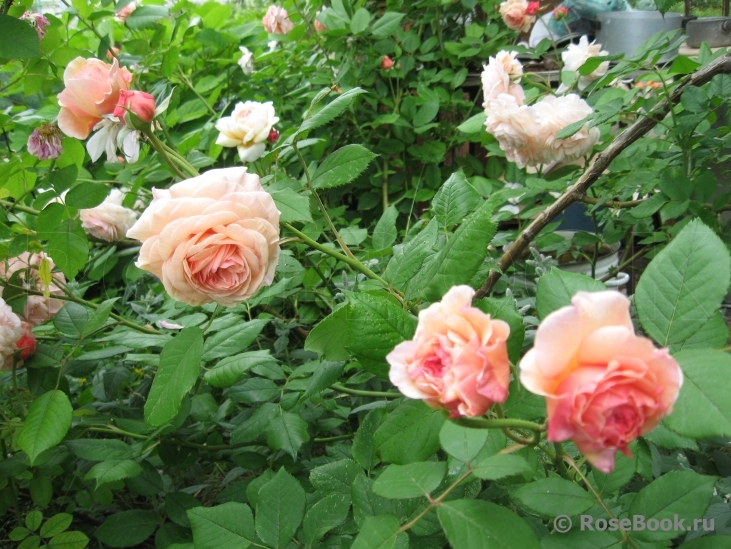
[57,57,133,140]
[500,0,536,33]
[561,36,609,91]
[0,299,22,368]
[215,101,279,162]
[482,51,525,106]
[0,253,66,326]
[80,189,138,242]
[126,167,281,306]
[262,6,294,35]
[519,291,683,473]
[532,94,600,163]
[387,285,511,418]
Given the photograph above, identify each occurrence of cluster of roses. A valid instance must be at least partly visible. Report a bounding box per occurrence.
[0,253,69,370]
[481,49,605,169]
[499,0,568,31]
[387,286,683,474]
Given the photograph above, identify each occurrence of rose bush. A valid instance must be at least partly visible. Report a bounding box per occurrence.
[1,0,731,548]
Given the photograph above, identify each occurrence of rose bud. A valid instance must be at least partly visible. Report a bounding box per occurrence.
[113,89,156,129]
[381,55,395,70]
[16,322,36,360]
[553,6,569,20]
[267,129,280,143]
[526,1,540,15]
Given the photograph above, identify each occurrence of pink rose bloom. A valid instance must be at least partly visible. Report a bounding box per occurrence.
[553,6,569,20]
[481,51,525,106]
[533,94,600,163]
[21,12,50,40]
[215,101,279,162]
[262,6,294,35]
[381,55,395,70]
[387,285,511,418]
[57,57,134,140]
[519,291,683,473]
[80,189,138,242]
[16,321,36,360]
[115,3,136,23]
[484,93,546,168]
[499,0,536,33]
[126,167,281,307]
[0,253,66,326]
[27,123,63,161]
[0,299,22,366]
[526,1,540,15]
[113,89,156,126]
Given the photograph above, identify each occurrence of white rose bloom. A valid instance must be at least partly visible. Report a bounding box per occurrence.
[561,36,609,91]
[0,298,22,359]
[533,94,600,163]
[215,101,279,163]
[238,46,254,76]
[86,116,140,163]
[482,51,525,106]
[80,189,139,242]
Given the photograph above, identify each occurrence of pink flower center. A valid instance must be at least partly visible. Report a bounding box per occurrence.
[187,241,249,291]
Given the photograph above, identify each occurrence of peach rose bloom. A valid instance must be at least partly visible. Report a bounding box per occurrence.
[115,3,136,22]
[57,57,134,140]
[262,6,294,35]
[387,285,511,418]
[500,0,536,33]
[0,253,66,326]
[126,167,281,307]
[519,291,683,473]
[485,93,545,168]
[533,94,600,164]
[482,51,525,106]
[0,298,22,367]
[215,101,279,163]
[80,189,138,242]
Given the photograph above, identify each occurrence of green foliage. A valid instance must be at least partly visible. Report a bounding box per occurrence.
[18,390,73,465]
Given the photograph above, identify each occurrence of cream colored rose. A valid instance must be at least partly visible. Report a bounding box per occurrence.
[0,298,22,361]
[126,167,281,306]
[500,0,536,33]
[215,101,280,162]
[482,51,525,106]
[534,94,600,163]
[80,189,138,242]
[262,5,294,35]
[485,94,545,168]
[0,253,66,326]
[562,36,609,90]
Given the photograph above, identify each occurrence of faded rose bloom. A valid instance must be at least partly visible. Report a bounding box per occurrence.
[115,3,136,23]
[500,0,536,33]
[57,57,134,140]
[262,6,294,35]
[533,94,600,163]
[126,167,281,306]
[21,12,50,40]
[238,46,254,75]
[526,1,540,15]
[86,116,141,164]
[80,189,138,242]
[387,285,511,418]
[0,299,22,367]
[553,6,569,20]
[113,89,156,126]
[481,51,525,106]
[27,123,63,161]
[519,291,683,473]
[0,253,66,326]
[215,101,279,162]
[562,36,609,91]
[381,55,395,70]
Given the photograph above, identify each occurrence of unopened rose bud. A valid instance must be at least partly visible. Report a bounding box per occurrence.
[106,46,121,62]
[526,1,540,15]
[381,55,395,70]
[553,6,569,20]
[16,322,36,360]
[267,129,280,143]
[113,90,156,129]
